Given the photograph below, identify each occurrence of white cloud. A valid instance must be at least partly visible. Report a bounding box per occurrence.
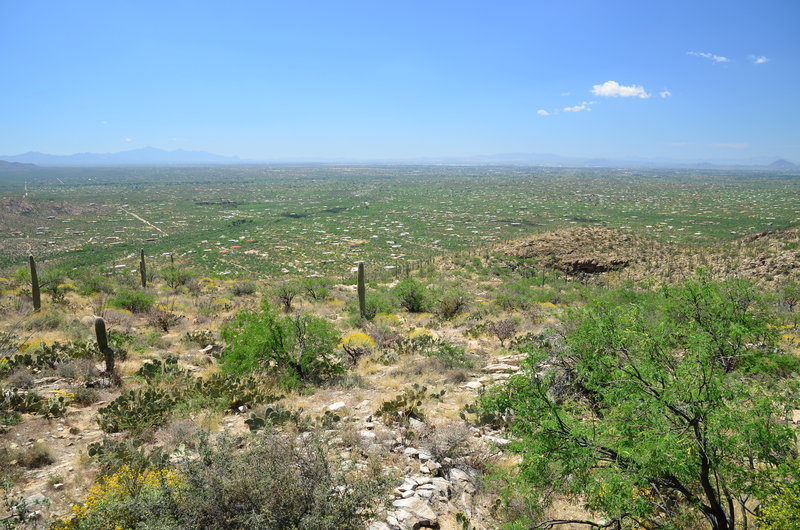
[591,80,650,98]
[564,101,593,112]
[751,55,769,64]
[124,138,133,142]
[536,109,550,116]
[688,51,730,63]
[660,90,672,98]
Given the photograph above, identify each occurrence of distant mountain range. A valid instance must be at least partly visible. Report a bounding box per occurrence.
[0,147,241,166]
[0,147,796,169]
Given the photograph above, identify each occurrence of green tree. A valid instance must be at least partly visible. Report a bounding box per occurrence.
[480,277,799,530]
[220,302,342,388]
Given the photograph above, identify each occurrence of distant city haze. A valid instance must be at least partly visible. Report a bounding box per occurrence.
[1,1,797,163]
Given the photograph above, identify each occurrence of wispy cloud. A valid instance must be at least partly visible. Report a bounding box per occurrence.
[659,90,672,99]
[591,80,650,98]
[750,55,769,64]
[713,143,748,149]
[536,109,550,116]
[124,138,133,142]
[688,51,730,63]
[564,102,593,112]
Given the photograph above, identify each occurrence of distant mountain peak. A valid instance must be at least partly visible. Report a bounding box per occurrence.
[0,147,241,166]
[769,158,796,168]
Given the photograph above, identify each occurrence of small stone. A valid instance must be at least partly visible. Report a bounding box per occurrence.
[53,483,64,490]
[464,381,483,390]
[408,418,426,430]
[367,523,392,530]
[22,493,48,508]
[328,401,346,412]
[359,430,377,441]
[403,447,419,457]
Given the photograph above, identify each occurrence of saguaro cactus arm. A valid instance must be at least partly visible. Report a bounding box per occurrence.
[357,262,366,321]
[29,255,41,312]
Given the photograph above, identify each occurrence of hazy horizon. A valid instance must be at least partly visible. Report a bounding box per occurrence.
[1,1,798,162]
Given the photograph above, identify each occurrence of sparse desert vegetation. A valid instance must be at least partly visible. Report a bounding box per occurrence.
[0,166,798,529]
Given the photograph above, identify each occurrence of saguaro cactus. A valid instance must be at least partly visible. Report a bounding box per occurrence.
[29,255,41,312]
[95,317,114,374]
[139,248,147,288]
[357,262,366,321]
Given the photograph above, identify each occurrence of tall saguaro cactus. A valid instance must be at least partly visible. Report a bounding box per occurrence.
[29,255,41,312]
[357,262,366,321]
[95,317,115,374]
[139,248,147,288]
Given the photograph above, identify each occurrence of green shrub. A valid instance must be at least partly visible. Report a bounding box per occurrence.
[60,433,389,530]
[108,289,156,313]
[77,273,114,295]
[425,343,475,369]
[393,278,432,313]
[478,276,797,529]
[436,288,469,319]
[300,277,332,301]
[220,302,342,388]
[162,265,194,289]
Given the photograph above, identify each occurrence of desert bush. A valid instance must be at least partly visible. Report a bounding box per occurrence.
[6,369,34,389]
[365,321,402,351]
[393,278,431,313]
[108,289,156,313]
[14,441,54,469]
[162,265,194,289]
[230,281,257,297]
[77,273,114,295]
[340,331,376,364]
[421,422,475,470]
[424,343,475,370]
[272,281,300,312]
[56,359,99,381]
[221,302,342,388]
[61,434,389,530]
[487,318,519,347]
[23,310,64,331]
[436,288,469,319]
[300,277,332,301]
[145,308,184,332]
[71,387,101,406]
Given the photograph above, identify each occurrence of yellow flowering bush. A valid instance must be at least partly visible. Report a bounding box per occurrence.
[340,331,376,350]
[374,313,402,327]
[54,465,181,529]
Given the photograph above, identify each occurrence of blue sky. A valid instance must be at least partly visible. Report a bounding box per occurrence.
[1,1,798,162]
